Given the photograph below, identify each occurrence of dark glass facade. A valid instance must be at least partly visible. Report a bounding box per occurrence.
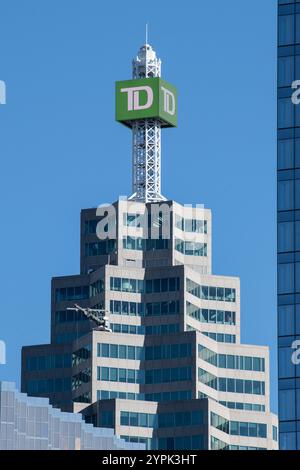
[278,0,300,450]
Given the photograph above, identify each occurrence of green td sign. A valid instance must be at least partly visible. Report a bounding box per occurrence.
[115,77,177,127]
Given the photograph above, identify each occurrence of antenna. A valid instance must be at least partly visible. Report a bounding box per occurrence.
[145,22,148,44]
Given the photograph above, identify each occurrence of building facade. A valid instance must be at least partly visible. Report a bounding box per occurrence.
[0,381,143,450]
[21,43,278,450]
[278,0,300,450]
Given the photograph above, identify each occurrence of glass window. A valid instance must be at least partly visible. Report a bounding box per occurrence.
[278,222,294,252]
[127,369,135,383]
[258,424,267,439]
[278,98,294,128]
[296,222,300,251]
[121,411,129,426]
[153,279,161,293]
[279,347,295,378]
[139,413,148,427]
[280,432,297,450]
[278,15,295,46]
[296,180,300,209]
[227,379,235,392]
[278,180,294,211]
[296,138,300,168]
[110,344,118,358]
[100,367,109,381]
[169,278,176,291]
[245,357,252,371]
[244,380,252,394]
[278,263,295,294]
[239,422,248,437]
[278,57,294,88]
[253,381,261,395]
[119,345,127,359]
[279,390,296,421]
[278,139,294,170]
[230,421,239,436]
[110,368,118,381]
[119,368,126,382]
[146,280,152,293]
[128,346,135,360]
[297,14,300,43]
[218,354,226,368]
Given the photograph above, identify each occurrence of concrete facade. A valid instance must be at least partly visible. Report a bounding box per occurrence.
[21,199,278,450]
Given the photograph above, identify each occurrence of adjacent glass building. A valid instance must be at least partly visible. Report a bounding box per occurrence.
[0,381,143,450]
[20,43,278,450]
[278,0,300,450]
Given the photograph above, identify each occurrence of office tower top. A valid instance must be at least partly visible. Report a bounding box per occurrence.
[21,42,278,450]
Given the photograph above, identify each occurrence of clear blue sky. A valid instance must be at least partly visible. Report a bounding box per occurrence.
[0,1,278,410]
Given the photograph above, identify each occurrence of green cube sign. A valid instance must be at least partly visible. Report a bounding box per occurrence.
[115,77,177,128]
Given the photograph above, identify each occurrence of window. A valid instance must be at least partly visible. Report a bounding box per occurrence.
[278,56,294,88]
[278,180,294,211]
[279,347,295,378]
[278,139,294,170]
[278,263,295,294]
[278,15,295,46]
[278,222,294,252]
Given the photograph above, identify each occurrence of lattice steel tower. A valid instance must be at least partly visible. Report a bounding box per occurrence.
[130,44,164,203]
[116,43,177,203]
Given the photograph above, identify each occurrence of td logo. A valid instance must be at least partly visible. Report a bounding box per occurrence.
[121,85,154,111]
[116,77,177,128]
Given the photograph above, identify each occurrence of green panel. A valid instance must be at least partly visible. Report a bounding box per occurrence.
[115,77,177,128]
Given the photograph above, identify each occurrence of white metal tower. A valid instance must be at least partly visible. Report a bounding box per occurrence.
[130,44,166,203]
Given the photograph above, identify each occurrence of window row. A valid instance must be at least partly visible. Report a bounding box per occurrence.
[97,390,144,401]
[26,354,71,371]
[175,215,207,234]
[121,435,204,451]
[110,299,180,316]
[85,240,116,257]
[145,390,192,402]
[278,179,300,211]
[198,392,265,412]
[278,139,300,170]
[175,239,207,257]
[218,401,265,412]
[123,212,168,230]
[186,302,236,325]
[278,14,300,47]
[198,345,265,372]
[278,221,300,252]
[110,323,180,335]
[186,279,236,302]
[211,436,266,451]
[27,378,71,394]
[190,329,236,344]
[120,409,203,429]
[278,56,300,88]
[278,262,300,294]
[55,331,88,344]
[55,286,89,302]
[211,412,267,438]
[110,276,180,293]
[123,236,169,251]
[72,368,91,390]
[198,369,265,395]
[96,389,192,403]
[97,342,192,361]
[278,304,300,336]
[97,366,192,384]
[55,310,89,324]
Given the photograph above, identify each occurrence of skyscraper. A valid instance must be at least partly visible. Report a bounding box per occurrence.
[21,43,278,450]
[278,0,300,450]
